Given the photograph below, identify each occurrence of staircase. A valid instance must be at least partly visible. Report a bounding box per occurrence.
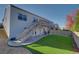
[21,36,39,45]
[17,20,38,40]
[8,20,39,46]
[21,34,49,45]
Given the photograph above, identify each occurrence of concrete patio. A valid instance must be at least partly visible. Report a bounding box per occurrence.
[0,29,31,54]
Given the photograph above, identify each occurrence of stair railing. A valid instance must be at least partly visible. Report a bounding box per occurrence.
[16,20,38,41]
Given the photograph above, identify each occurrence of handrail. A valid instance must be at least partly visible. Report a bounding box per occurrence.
[16,20,38,40]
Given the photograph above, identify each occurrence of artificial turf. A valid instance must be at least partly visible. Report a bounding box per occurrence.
[24,35,76,54]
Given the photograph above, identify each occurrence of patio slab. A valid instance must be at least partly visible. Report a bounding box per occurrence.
[0,29,31,54]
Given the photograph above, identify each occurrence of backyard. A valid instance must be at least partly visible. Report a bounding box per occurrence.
[24,34,77,54]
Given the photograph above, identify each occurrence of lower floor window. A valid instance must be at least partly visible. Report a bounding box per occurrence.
[10,37,16,41]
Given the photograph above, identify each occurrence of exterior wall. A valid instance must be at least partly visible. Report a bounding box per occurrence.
[3,5,57,39]
[10,6,33,38]
[9,5,44,38]
[3,5,11,38]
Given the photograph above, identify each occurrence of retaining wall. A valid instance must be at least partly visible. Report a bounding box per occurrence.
[50,30,72,37]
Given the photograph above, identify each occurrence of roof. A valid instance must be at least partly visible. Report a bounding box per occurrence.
[10,4,54,24]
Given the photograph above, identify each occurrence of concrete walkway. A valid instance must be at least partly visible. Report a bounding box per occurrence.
[0,29,31,54]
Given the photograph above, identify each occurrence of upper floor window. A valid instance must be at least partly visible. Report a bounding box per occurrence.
[22,15,27,21]
[18,14,27,21]
[32,17,38,23]
[18,14,22,20]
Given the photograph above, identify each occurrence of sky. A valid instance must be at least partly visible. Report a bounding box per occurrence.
[0,4,79,28]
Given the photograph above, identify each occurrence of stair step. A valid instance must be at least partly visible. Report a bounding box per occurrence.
[8,41,22,46]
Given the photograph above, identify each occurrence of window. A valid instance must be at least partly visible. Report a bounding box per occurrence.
[32,17,38,23]
[18,14,27,21]
[10,37,16,41]
[18,14,22,20]
[22,15,27,21]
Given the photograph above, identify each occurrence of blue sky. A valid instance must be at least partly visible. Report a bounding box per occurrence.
[0,4,79,28]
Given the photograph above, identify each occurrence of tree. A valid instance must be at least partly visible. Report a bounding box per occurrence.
[65,15,74,30]
[74,9,79,32]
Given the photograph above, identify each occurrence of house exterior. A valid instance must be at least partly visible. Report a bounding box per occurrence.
[2,5,59,46]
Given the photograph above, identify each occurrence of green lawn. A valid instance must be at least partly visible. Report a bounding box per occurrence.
[24,35,76,54]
